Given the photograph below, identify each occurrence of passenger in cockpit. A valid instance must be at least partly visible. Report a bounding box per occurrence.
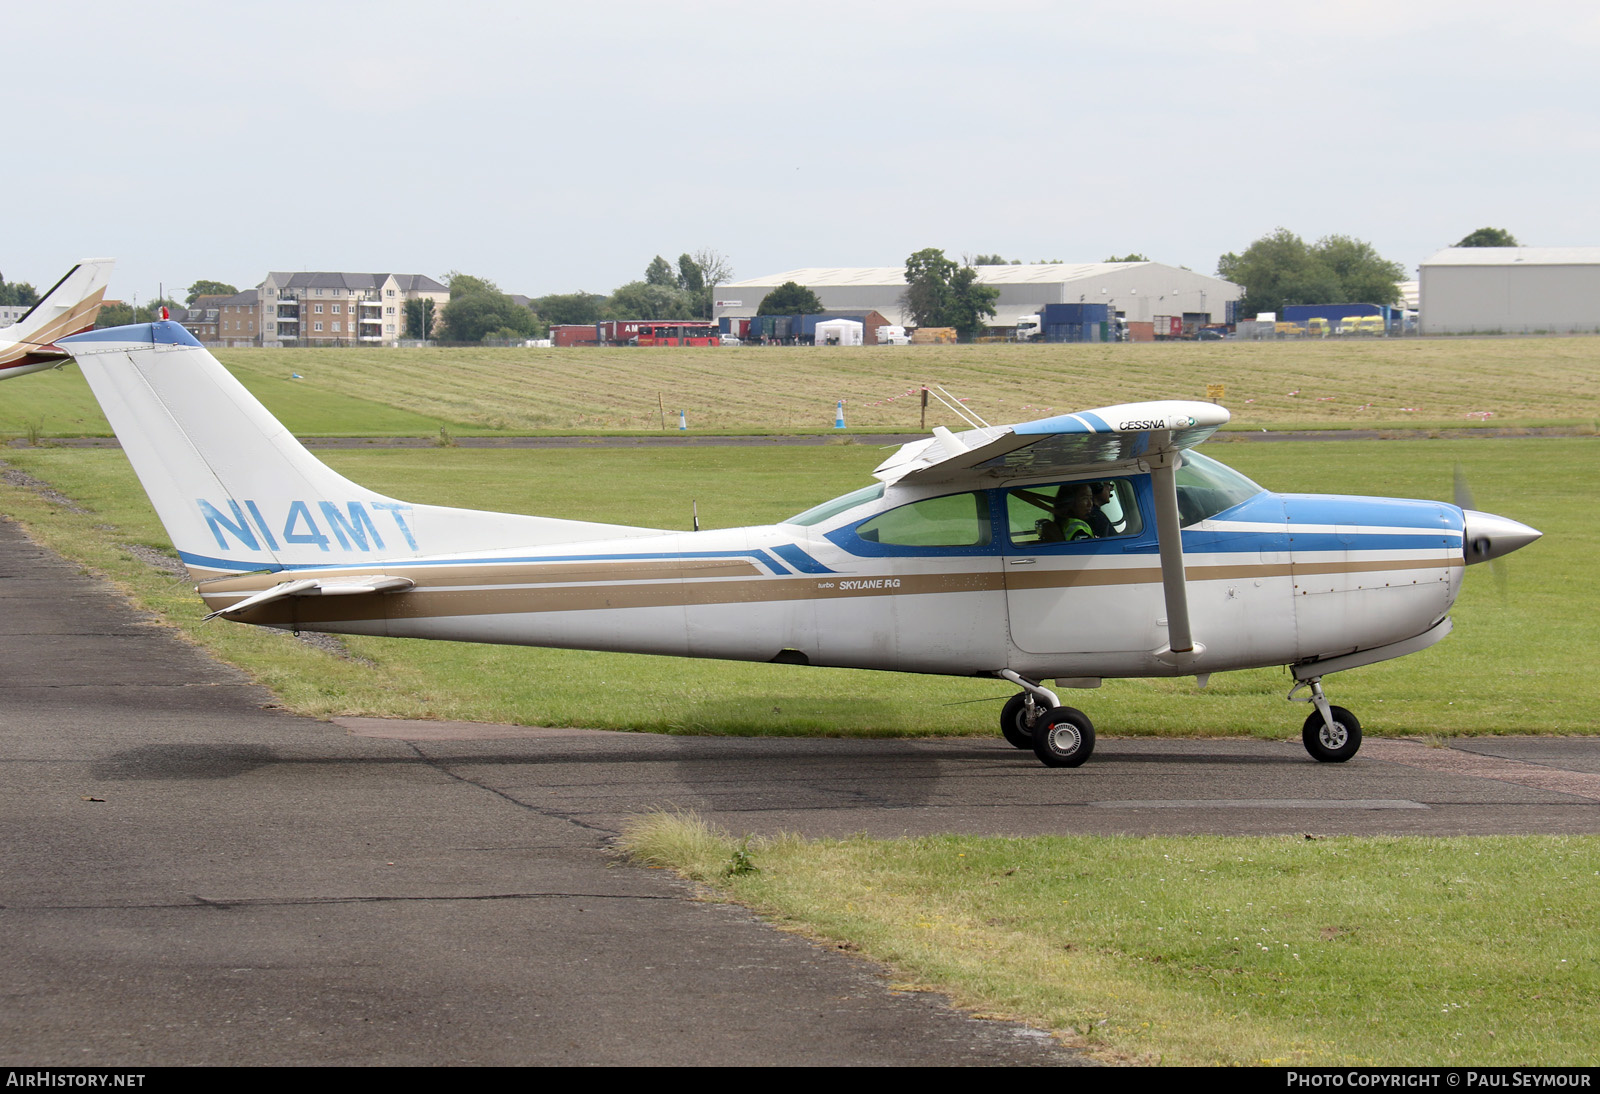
[1055,483,1097,541]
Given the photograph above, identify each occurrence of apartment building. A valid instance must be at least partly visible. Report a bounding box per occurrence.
[257,271,449,347]
[179,289,261,347]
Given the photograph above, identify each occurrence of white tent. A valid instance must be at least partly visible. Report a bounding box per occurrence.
[814,318,864,346]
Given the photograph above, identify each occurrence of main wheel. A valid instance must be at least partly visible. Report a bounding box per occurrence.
[1000,692,1040,750]
[1031,707,1096,768]
[1302,706,1362,762]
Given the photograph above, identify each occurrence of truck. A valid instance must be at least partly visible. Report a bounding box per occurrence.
[876,324,911,345]
[1015,314,1043,342]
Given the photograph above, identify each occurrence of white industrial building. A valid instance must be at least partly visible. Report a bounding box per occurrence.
[714,262,1240,329]
[1418,247,1600,335]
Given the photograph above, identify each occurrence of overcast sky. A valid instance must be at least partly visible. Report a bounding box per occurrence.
[7,0,1595,303]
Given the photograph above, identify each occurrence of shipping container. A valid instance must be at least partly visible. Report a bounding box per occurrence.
[1039,303,1111,343]
[550,323,600,347]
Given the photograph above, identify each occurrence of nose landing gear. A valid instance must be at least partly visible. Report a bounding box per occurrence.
[1289,676,1362,762]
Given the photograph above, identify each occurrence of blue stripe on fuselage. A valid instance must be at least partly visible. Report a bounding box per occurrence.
[179,547,795,576]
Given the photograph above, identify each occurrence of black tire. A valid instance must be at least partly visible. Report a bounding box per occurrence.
[1031,707,1096,768]
[1000,692,1040,750]
[1302,706,1362,762]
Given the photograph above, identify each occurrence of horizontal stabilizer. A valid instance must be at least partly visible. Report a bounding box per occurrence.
[204,575,414,620]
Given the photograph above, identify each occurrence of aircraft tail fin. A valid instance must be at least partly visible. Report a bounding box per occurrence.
[0,259,114,378]
[57,321,669,577]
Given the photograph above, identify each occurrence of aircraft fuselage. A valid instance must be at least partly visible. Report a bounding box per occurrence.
[190,472,1466,683]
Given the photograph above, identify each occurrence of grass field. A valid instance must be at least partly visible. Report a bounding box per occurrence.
[0,437,1590,737]
[625,815,1600,1066]
[2,340,1596,1067]
[3,335,1597,438]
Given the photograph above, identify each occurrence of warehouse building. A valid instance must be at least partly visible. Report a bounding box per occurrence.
[1418,248,1600,335]
[713,262,1241,334]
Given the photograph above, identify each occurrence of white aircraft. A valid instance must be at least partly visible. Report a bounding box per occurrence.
[0,259,115,380]
[54,319,1540,768]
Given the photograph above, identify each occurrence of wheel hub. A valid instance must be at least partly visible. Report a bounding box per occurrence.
[1048,724,1081,754]
[1318,721,1348,749]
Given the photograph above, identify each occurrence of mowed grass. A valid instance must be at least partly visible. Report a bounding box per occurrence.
[624,814,1600,1065]
[3,336,1597,437]
[0,354,472,439]
[0,437,1591,737]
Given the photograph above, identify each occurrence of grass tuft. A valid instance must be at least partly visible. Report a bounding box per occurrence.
[619,810,742,882]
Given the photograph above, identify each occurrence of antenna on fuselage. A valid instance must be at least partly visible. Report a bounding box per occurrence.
[692,499,699,532]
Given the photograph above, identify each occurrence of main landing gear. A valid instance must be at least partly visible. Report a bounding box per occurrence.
[997,672,1095,768]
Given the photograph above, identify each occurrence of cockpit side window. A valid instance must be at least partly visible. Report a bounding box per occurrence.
[1006,478,1143,546]
[786,483,884,527]
[854,491,992,547]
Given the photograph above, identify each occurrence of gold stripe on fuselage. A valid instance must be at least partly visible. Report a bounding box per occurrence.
[201,553,1459,627]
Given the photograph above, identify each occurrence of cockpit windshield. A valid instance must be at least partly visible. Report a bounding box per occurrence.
[784,482,884,526]
[1174,450,1264,525]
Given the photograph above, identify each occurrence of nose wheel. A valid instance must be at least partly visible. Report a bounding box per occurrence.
[1290,677,1363,762]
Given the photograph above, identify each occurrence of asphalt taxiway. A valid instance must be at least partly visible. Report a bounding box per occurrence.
[4,515,1596,1065]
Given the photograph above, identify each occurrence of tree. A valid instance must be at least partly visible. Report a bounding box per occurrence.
[1217,228,1402,317]
[756,281,825,316]
[97,297,179,327]
[691,248,733,290]
[534,291,607,326]
[94,301,135,328]
[682,248,736,319]
[966,253,1017,266]
[945,265,1000,335]
[675,253,705,294]
[901,248,997,334]
[1314,234,1406,306]
[607,280,697,320]
[436,273,537,342]
[0,278,38,308]
[901,248,958,327]
[403,297,436,339]
[443,271,499,299]
[1104,253,1149,263]
[644,255,676,287]
[185,280,238,304]
[1455,227,1520,248]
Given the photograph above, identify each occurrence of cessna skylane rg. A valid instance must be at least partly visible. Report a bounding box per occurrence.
[53,319,1540,768]
[0,259,114,380]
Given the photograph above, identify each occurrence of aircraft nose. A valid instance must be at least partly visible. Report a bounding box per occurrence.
[1462,509,1541,565]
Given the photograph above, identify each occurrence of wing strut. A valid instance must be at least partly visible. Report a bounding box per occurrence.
[1147,437,1195,656]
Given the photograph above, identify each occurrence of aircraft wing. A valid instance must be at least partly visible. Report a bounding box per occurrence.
[873,399,1231,663]
[873,401,1229,486]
